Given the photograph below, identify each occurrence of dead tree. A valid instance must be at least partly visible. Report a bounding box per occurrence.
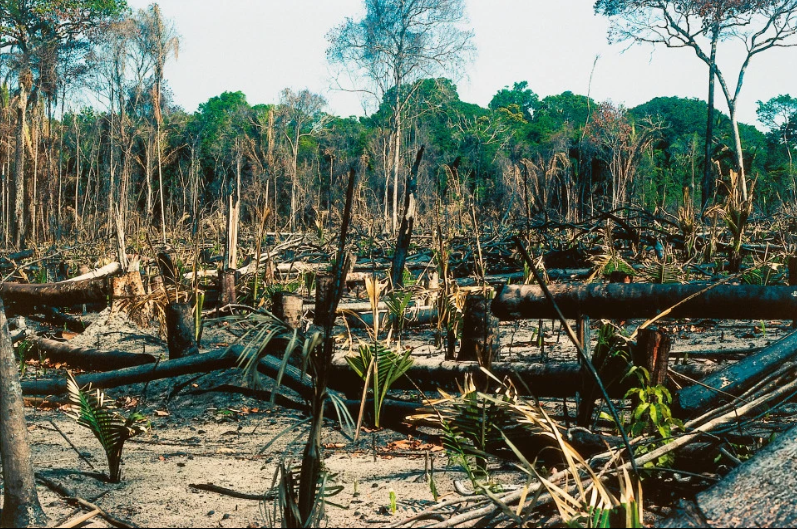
[390,146,424,289]
[492,283,797,320]
[0,299,47,527]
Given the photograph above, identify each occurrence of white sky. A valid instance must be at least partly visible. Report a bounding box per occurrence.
[126,0,797,129]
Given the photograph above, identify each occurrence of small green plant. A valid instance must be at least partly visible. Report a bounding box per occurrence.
[623,371,682,439]
[389,489,397,515]
[35,266,48,284]
[15,339,32,375]
[262,461,343,528]
[66,373,149,482]
[346,342,413,428]
[384,290,413,340]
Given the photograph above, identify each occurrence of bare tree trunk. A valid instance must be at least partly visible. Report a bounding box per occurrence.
[702,28,718,209]
[0,298,48,528]
[391,114,402,233]
[156,117,166,244]
[729,102,747,200]
[390,146,424,289]
[13,79,29,248]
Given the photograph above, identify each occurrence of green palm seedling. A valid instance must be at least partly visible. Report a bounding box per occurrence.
[66,373,149,483]
[346,342,413,428]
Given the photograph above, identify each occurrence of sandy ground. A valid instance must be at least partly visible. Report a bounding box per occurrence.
[2,301,794,527]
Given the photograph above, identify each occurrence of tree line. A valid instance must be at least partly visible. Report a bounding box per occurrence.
[0,0,796,251]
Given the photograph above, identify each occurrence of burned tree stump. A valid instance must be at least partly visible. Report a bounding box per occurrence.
[166,302,199,359]
[314,275,335,327]
[273,292,303,329]
[219,269,237,308]
[632,328,672,387]
[458,292,500,371]
[112,271,151,327]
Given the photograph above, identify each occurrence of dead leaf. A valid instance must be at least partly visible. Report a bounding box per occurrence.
[323,443,346,449]
[155,410,170,417]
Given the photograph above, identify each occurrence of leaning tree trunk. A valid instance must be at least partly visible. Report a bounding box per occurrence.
[729,102,748,201]
[0,298,47,528]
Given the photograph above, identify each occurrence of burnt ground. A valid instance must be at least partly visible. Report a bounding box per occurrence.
[5,297,797,527]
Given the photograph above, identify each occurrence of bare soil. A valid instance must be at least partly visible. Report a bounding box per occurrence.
[5,301,795,527]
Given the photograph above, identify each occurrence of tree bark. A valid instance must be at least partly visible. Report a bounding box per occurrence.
[702,26,718,209]
[390,146,424,289]
[12,76,29,248]
[492,283,797,321]
[165,302,199,360]
[633,328,672,388]
[0,298,47,528]
[0,277,113,312]
[31,337,157,370]
[272,292,303,329]
[458,292,500,370]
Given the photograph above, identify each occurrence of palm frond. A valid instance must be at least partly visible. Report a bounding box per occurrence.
[66,373,149,482]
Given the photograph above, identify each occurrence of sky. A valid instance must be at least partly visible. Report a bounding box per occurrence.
[125,0,797,129]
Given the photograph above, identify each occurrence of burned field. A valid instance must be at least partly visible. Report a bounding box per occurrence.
[2,206,797,528]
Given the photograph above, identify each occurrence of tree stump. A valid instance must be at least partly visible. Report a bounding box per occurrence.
[458,292,500,369]
[111,271,151,327]
[166,302,199,359]
[219,269,237,308]
[274,292,303,329]
[632,328,672,387]
[314,275,335,327]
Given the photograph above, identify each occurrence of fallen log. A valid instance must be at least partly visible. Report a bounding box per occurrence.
[674,329,797,418]
[31,337,158,371]
[343,306,437,329]
[21,347,239,395]
[63,261,122,282]
[29,307,87,332]
[0,277,114,312]
[492,283,797,320]
[661,424,797,528]
[328,355,721,398]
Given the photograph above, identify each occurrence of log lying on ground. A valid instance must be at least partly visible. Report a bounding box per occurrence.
[63,261,122,282]
[674,329,797,418]
[31,337,158,371]
[328,355,721,398]
[343,306,438,329]
[661,424,797,528]
[29,307,87,332]
[0,276,114,312]
[492,283,797,320]
[21,347,239,395]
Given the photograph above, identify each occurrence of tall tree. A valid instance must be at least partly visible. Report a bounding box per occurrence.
[278,88,327,232]
[758,94,797,194]
[136,3,178,244]
[327,0,474,232]
[595,0,797,206]
[0,0,127,247]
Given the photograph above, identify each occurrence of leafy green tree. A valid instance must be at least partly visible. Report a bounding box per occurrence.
[595,0,797,206]
[327,0,474,232]
[489,81,539,122]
